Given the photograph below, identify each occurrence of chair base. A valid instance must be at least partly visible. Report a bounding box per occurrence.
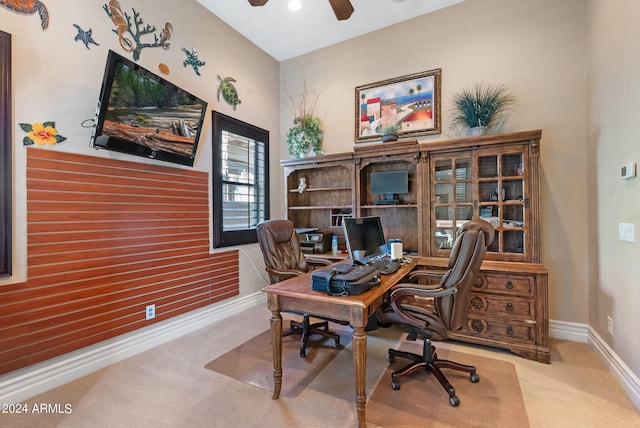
[283,314,342,357]
[388,338,479,407]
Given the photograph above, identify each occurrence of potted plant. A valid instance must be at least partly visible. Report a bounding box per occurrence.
[450,83,516,136]
[381,124,400,142]
[285,77,325,157]
[286,114,323,158]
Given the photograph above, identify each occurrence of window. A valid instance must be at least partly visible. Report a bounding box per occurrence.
[212,111,269,248]
[1,31,11,277]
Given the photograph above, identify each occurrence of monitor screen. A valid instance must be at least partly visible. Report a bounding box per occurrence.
[343,216,388,263]
[370,170,408,195]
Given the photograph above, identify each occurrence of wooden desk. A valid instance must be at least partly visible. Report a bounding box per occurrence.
[264,259,417,428]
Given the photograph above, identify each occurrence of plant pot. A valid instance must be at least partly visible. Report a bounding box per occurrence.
[382,134,398,142]
[468,126,488,137]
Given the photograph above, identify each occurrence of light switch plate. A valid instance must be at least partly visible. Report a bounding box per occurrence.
[619,223,635,243]
[620,162,636,179]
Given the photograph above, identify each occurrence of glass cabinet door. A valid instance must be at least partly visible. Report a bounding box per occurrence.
[477,150,527,256]
[431,145,529,260]
[433,154,472,252]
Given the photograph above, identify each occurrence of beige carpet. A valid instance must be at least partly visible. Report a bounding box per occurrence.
[367,341,530,427]
[2,306,639,428]
[205,327,352,397]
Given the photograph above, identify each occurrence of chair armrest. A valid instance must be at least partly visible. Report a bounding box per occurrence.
[305,257,334,267]
[265,267,306,281]
[407,269,444,283]
[386,284,458,329]
[390,283,457,300]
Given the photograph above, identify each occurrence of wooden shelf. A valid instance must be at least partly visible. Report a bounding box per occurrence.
[288,205,351,210]
[288,186,351,193]
[361,204,418,209]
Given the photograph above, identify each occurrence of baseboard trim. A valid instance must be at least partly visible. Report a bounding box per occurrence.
[0,292,266,404]
[587,325,640,410]
[550,319,640,410]
[549,319,589,342]
[2,309,638,412]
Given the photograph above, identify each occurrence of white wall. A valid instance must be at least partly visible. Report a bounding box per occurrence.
[0,0,280,293]
[280,0,590,325]
[587,0,640,376]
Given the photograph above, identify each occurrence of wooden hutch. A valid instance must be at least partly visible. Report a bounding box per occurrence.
[280,130,549,363]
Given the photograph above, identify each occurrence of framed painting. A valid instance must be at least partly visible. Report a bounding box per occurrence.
[0,30,11,277]
[355,68,441,143]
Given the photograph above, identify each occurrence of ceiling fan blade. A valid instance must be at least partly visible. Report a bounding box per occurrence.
[248,0,269,6]
[328,0,354,20]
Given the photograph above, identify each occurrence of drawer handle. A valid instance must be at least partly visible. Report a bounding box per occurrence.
[505,280,513,289]
[471,296,484,310]
[524,320,537,324]
[506,302,514,311]
[506,326,514,335]
[473,277,484,288]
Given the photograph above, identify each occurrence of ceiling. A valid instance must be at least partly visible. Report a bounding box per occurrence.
[196,0,464,61]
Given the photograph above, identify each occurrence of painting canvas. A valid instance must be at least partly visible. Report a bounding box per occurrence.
[355,69,441,143]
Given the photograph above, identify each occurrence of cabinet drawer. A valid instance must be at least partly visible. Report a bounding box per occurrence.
[468,293,534,321]
[474,272,534,297]
[458,317,535,344]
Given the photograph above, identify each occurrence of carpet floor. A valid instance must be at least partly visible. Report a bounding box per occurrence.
[1,305,639,427]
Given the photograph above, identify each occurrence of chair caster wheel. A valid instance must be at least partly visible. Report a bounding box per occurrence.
[449,395,460,407]
[388,350,395,363]
[391,379,401,390]
[470,373,480,383]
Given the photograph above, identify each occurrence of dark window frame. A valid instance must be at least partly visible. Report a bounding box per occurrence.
[212,111,269,248]
[1,31,11,277]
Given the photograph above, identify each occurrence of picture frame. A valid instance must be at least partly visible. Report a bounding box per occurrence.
[355,68,441,143]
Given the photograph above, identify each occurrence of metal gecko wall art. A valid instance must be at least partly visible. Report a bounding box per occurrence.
[0,0,49,30]
[102,0,172,60]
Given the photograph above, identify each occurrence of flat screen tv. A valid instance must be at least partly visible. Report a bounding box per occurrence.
[370,170,408,204]
[90,50,207,167]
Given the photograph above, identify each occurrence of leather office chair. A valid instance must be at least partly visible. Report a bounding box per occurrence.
[377,219,494,406]
[257,219,344,357]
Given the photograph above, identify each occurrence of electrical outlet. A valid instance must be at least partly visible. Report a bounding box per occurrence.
[607,316,613,336]
[146,304,156,320]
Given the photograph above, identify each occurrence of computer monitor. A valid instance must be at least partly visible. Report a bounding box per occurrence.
[371,170,408,204]
[343,216,388,264]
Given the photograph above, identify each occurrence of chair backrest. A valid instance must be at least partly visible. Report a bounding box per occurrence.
[436,220,495,331]
[256,219,309,284]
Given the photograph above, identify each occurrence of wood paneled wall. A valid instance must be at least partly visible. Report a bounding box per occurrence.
[0,148,239,375]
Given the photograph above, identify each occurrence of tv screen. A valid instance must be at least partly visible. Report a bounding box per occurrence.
[371,170,408,195]
[90,50,207,167]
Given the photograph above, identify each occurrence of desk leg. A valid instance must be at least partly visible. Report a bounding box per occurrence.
[352,326,367,428]
[270,309,283,400]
